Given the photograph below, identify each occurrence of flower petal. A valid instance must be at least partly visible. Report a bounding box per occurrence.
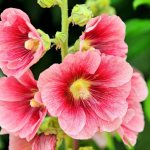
[80,15,127,58]
[9,135,32,150]
[70,110,98,139]
[1,8,30,24]
[0,77,32,101]
[32,135,56,150]
[128,71,148,102]
[63,50,101,74]
[95,54,133,87]
[58,106,86,135]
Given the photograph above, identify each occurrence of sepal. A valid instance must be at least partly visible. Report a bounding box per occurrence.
[37,29,51,51]
[71,4,93,27]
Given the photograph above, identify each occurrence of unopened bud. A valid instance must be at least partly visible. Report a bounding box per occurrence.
[37,0,57,8]
[100,6,116,15]
[38,117,62,135]
[86,0,110,8]
[71,4,93,27]
[86,0,115,16]
[37,29,51,51]
[55,32,66,49]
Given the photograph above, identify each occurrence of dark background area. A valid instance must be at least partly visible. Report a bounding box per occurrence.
[0,0,150,150]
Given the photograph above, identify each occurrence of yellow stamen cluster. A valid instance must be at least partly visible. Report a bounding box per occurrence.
[70,78,91,100]
[81,40,94,52]
[25,39,40,52]
[30,99,43,108]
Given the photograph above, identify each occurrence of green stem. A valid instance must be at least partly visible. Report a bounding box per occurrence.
[50,38,56,43]
[61,0,69,60]
[73,139,79,150]
[65,136,73,149]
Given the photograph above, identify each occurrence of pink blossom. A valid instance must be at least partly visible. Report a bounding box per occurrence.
[38,50,133,139]
[9,134,32,150]
[118,72,148,146]
[0,8,45,77]
[32,134,56,150]
[0,70,47,141]
[93,133,107,149]
[127,71,148,102]
[80,15,128,58]
[9,134,56,150]
[118,101,144,146]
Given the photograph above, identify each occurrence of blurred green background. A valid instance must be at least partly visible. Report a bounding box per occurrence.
[0,0,150,149]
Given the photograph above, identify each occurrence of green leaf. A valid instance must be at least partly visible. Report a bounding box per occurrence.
[126,19,150,77]
[79,147,94,150]
[0,69,4,78]
[105,133,115,150]
[133,0,150,9]
[144,80,150,123]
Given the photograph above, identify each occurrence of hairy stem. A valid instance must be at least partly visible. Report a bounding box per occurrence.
[61,0,69,60]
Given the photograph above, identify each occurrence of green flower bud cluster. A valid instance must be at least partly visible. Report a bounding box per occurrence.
[38,117,62,135]
[38,117,65,149]
[71,4,93,27]
[86,0,116,16]
[55,32,67,49]
[37,0,59,8]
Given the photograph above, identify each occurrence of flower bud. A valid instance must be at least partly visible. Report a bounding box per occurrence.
[100,6,116,15]
[86,0,110,8]
[55,32,66,49]
[37,29,51,51]
[86,0,115,16]
[71,4,93,27]
[38,117,61,135]
[37,0,57,8]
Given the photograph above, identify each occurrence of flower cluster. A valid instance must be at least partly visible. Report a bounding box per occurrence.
[0,8,148,150]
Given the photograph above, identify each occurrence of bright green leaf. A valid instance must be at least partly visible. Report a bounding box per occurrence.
[126,19,150,77]
[144,80,150,123]
[79,146,94,150]
[0,69,4,78]
[133,0,150,9]
[105,133,115,150]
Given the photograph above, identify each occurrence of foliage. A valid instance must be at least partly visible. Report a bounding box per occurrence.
[126,19,150,77]
[133,0,150,9]
[144,80,150,123]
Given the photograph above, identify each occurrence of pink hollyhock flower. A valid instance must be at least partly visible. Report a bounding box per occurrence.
[0,8,45,77]
[38,50,133,139]
[118,101,144,146]
[9,134,32,150]
[0,70,47,141]
[127,71,148,102]
[118,72,148,146]
[9,134,56,150]
[80,14,128,58]
[32,134,56,150]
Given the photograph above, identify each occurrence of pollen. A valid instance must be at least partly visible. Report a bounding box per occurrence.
[25,39,40,52]
[70,78,91,100]
[81,40,94,52]
[30,99,43,108]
